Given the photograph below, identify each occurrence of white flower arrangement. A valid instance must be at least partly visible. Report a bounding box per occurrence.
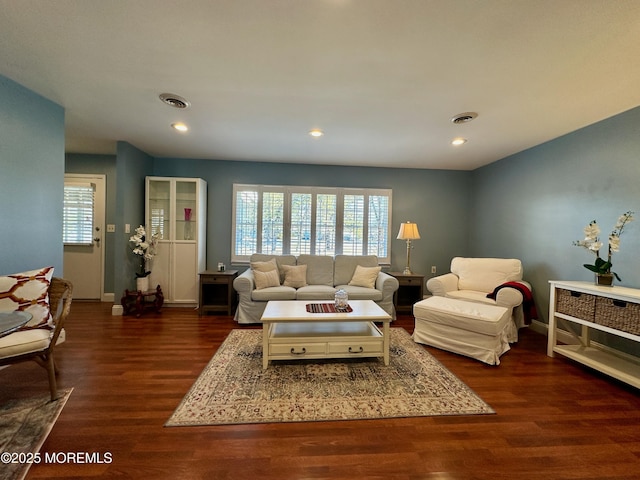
[573,211,634,281]
[129,225,159,277]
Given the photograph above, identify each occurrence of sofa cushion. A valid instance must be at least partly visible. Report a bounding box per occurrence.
[451,257,522,293]
[334,255,379,286]
[348,265,381,289]
[251,286,297,301]
[296,255,334,286]
[295,285,336,300]
[250,254,296,283]
[254,269,280,289]
[0,266,54,328]
[282,264,307,288]
[338,285,383,301]
[250,258,278,273]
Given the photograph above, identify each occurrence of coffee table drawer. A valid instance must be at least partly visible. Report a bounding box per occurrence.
[269,343,326,356]
[328,341,383,355]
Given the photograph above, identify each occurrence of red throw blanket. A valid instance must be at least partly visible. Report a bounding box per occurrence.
[486,281,538,325]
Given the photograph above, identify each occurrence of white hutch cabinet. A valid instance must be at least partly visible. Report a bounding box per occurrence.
[145,177,207,304]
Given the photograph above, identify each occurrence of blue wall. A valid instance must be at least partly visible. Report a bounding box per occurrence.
[472,106,640,320]
[152,158,473,276]
[0,75,65,275]
[114,142,154,295]
[472,106,640,353]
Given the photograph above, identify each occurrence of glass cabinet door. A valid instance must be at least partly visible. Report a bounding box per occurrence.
[176,180,197,241]
[148,179,171,240]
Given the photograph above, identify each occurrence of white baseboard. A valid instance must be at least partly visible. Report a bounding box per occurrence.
[530,319,576,345]
[102,292,114,303]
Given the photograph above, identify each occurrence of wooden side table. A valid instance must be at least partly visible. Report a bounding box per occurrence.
[121,285,164,317]
[199,270,239,316]
[388,272,425,314]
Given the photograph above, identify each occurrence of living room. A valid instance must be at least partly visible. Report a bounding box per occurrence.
[2,1,640,478]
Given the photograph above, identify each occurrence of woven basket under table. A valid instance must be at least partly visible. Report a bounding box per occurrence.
[556,288,596,321]
[594,297,640,336]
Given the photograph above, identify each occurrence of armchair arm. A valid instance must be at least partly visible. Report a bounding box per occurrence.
[426,273,459,296]
[492,281,531,309]
[233,269,255,295]
[376,272,399,300]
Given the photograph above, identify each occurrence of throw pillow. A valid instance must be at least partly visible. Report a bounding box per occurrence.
[0,266,54,327]
[348,265,381,289]
[282,264,308,288]
[250,258,278,273]
[253,268,280,290]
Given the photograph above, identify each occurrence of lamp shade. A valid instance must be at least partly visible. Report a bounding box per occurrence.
[397,222,420,240]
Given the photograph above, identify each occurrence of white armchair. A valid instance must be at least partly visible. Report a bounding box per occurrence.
[426,257,535,342]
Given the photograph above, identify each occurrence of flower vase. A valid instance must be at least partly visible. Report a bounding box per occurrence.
[596,273,614,287]
[136,276,150,292]
[184,208,193,240]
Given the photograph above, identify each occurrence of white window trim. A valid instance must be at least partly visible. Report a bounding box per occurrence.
[232,184,392,264]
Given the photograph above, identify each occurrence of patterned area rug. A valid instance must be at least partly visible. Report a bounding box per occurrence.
[166,329,493,426]
[0,388,72,480]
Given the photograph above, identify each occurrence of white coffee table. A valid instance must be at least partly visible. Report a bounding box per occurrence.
[260,300,392,370]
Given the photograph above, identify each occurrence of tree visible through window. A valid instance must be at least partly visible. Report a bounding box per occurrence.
[232,184,392,264]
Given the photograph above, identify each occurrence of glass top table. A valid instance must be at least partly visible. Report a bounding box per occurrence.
[0,311,32,338]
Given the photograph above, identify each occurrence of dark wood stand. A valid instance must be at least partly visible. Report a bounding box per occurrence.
[199,270,238,315]
[388,272,425,314]
[121,285,164,317]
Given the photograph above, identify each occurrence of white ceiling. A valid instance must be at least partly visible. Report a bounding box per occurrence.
[2,0,640,170]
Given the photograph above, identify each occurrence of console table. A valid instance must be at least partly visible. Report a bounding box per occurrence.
[547,280,640,388]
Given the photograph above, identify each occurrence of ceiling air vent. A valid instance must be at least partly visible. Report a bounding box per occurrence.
[451,112,478,124]
[159,93,190,109]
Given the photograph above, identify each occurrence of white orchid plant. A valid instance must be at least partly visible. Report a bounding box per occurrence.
[129,225,159,278]
[573,211,634,281]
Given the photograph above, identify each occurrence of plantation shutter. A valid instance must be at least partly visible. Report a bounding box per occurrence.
[63,182,95,245]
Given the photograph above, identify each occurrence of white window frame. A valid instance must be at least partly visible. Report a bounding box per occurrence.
[232,184,392,264]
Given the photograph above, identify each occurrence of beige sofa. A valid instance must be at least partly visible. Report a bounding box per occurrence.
[233,254,399,324]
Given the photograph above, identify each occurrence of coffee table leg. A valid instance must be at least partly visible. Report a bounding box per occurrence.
[383,320,390,365]
[262,323,270,370]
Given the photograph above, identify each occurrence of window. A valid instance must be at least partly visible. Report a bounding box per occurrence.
[63,182,95,245]
[232,184,392,264]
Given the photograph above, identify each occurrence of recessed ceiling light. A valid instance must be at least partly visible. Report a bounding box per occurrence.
[451,137,467,146]
[171,122,189,132]
[451,112,478,124]
[309,129,324,137]
[159,93,190,109]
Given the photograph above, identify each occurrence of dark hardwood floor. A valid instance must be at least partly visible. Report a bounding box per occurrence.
[2,301,640,480]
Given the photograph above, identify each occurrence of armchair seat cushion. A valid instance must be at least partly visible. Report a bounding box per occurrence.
[0,328,65,359]
[446,290,497,305]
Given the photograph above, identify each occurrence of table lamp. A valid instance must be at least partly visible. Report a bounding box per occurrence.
[397,221,420,274]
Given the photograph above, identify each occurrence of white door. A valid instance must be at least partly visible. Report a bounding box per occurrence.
[63,174,106,300]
